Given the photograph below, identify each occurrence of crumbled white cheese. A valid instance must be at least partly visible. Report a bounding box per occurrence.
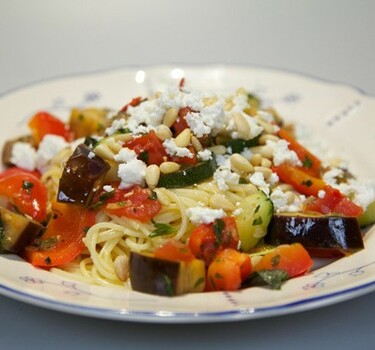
[213,167,240,191]
[266,139,302,166]
[270,188,305,213]
[322,167,344,186]
[185,100,225,137]
[233,207,243,216]
[186,207,225,224]
[163,138,194,158]
[231,93,250,113]
[228,113,264,140]
[185,112,211,137]
[318,190,326,199]
[257,110,275,123]
[249,172,270,196]
[88,151,95,159]
[215,154,231,168]
[197,149,212,161]
[114,147,137,163]
[105,118,127,136]
[36,135,68,173]
[10,142,37,171]
[117,159,147,189]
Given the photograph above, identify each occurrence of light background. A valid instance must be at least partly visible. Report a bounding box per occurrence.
[0,1,374,349]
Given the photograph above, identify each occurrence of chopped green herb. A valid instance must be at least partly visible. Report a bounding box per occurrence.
[271,254,280,267]
[117,127,131,134]
[90,190,115,209]
[148,191,158,200]
[194,277,205,289]
[214,273,224,279]
[254,205,260,214]
[22,181,34,191]
[252,217,263,226]
[162,274,175,296]
[247,93,261,109]
[245,269,290,290]
[302,156,313,168]
[38,237,58,250]
[44,257,52,265]
[138,151,149,163]
[213,218,225,246]
[84,136,99,148]
[78,114,85,121]
[150,219,177,238]
[302,179,313,187]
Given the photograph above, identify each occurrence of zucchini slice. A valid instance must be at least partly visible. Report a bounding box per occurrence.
[222,136,259,153]
[157,158,217,188]
[236,191,274,252]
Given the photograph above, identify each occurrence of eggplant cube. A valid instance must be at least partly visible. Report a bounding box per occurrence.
[57,144,110,206]
[129,252,206,296]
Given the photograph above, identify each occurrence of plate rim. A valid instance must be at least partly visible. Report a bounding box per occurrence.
[0,63,374,323]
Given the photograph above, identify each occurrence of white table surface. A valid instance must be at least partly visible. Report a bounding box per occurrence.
[0,1,374,349]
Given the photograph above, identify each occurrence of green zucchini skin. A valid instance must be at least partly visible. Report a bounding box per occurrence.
[358,201,375,228]
[265,214,364,257]
[157,158,217,188]
[222,136,259,153]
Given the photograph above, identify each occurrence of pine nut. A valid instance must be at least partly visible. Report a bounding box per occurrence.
[250,153,263,166]
[155,125,172,141]
[191,136,203,152]
[233,112,250,139]
[230,154,254,173]
[159,161,181,174]
[163,108,178,127]
[208,145,226,155]
[259,134,279,145]
[114,255,129,282]
[209,193,236,211]
[255,117,278,134]
[154,188,170,205]
[114,133,133,143]
[106,138,122,153]
[254,166,273,179]
[261,158,272,168]
[145,164,161,189]
[203,96,218,106]
[94,143,114,160]
[286,191,296,204]
[174,128,191,147]
[250,146,273,159]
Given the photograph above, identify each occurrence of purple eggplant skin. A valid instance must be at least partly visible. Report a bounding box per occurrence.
[265,214,364,258]
[129,251,206,296]
[57,144,110,206]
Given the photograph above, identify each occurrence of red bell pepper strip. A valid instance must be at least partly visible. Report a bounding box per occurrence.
[0,170,47,223]
[206,248,252,291]
[277,128,322,177]
[28,111,72,144]
[24,201,96,267]
[253,243,313,278]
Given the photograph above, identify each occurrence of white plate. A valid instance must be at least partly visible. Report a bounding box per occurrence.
[0,65,374,323]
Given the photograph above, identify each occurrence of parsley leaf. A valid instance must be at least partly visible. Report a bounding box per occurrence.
[213,218,225,246]
[252,217,263,226]
[302,156,313,169]
[150,220,177,238]
[301,179,313,187]
[245,269,290,290]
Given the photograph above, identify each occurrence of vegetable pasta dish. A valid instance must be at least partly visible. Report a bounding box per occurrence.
[0,79,374,296]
